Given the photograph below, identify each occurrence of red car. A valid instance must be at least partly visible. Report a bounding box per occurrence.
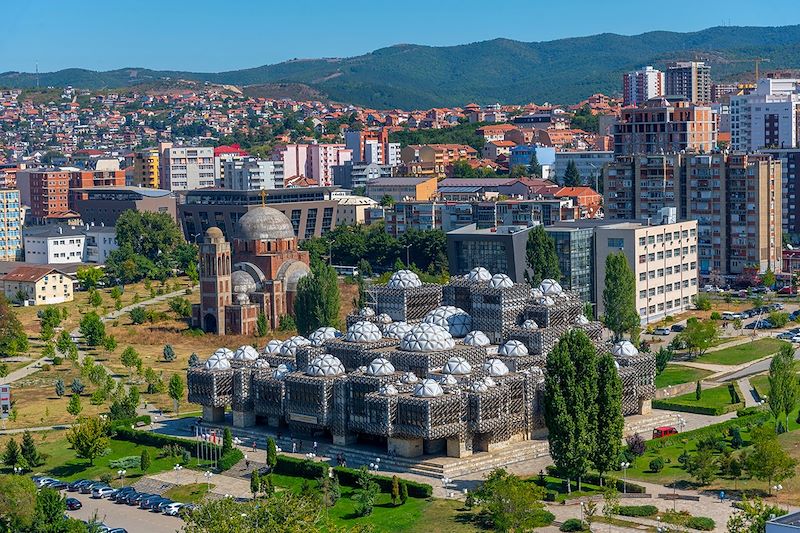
[653,426,678,439]
[778,286,797,295]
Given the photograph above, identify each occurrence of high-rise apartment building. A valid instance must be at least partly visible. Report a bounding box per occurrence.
[613,96,716,155]
[213,144,248,188]
[224,157,284,191]
[665,61,712,104]
[16,168,71,223]
[604,152,782,279]
[0,189,22,261]
[68,169,126,207]
[131,148,159,188]
[308,144,352,187]
[345,129,400,166]
[623,66,664,106]
[731,78,800,152]
[762,148,800,237]
[158,143,215,191]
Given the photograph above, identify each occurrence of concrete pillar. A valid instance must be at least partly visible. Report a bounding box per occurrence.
[332,433,358,446]
[388,437,423,458]
[232,410,256,428]
[639,398,652,415]
[447,437,472,458]
[202,405,225,423]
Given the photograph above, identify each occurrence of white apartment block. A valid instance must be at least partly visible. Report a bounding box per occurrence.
[24,224,118,265]
[731,78,800,152]
[594,218,699,325]
[0,189,22,261]
[308,144,352,187]
[224,157,284,190]
[159,143,215,191]
[623,66,664,106]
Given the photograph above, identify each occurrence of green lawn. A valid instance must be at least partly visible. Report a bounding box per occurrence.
[750,374,769,400]
[163,483,214,503]
[694,338,790,365]
[659,383,738,411]
[655,365,713,388]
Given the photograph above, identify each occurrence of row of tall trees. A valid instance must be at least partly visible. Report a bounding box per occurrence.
[544,329,624,489]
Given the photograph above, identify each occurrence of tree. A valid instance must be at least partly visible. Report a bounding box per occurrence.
[593,353,623,484]
[70,378,84,395]
[168,296,192,318]
[693,293,712,310]
[20,431,41,467]
[120,346,141,375]
[129,306,147,324]
[222,428,233,455]
[746,425,797,493]
[400,480,408,504]
[143,367,165,394]
[250,470,260,499]
[696,380,703,400]
[32,487,70,533]
[2,438,21,468]
[655,346,673,375]
[524,225,561,287]
[267,437,277,471]
[256,313,268,337]
[391,475,400,505]
[379,194,395,207]
[168,374,184,414]
[0,474,37,532]
[56,330,74,357]
[79,311,105,346]
[353,466,379,517]
[55,378,65,397]
[529,150,542,178]
[66,416,110,465]
[602,252,638,341]
[625,433,646,458]
[140,449,151,472]
[163,344,176,362]
[76,266,103,290]
[188,353,200,367]
[66,394,82,417]
[294,261,341,335]
[0,294,29,356]
[678,319,720,357]
[770,311,790,329]
[727,497,787,533]
[88,289,102,308]
[182,492,320,533]
[102,334,118,354]
[686,448,718,485]
[768,345,796,429]
[473,468,553,531]
[563,160,581,186]
[762,268,777,288]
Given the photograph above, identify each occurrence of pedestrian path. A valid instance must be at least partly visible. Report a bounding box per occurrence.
[737,376,761,407]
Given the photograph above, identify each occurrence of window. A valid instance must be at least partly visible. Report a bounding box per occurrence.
[665,233,672,242]
[648,253,655,261]
[666,249,672,258]
[657,251,664,260]
[638,237,646,246]
[639,254,646,264]
[647,236,655,244]
[648,288,656,296]
[682,230,689,239]
[649,270,655,279]
[608,238,624,248]
[657,234,664,243]
[639,290,647,299]
[639,272,646,281]
[657,268,664,277]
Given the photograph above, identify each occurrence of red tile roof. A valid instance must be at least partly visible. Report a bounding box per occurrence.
[0,266,67,283]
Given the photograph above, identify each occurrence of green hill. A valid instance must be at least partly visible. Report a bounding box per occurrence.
[4,25,800,108]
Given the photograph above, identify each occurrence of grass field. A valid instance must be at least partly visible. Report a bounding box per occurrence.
[658,383,738,411]
[694,338,790,365]
[163,483,214,503]
[655,365,713,388]
[750,374,770,400]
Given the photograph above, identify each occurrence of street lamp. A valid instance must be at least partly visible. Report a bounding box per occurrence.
[405,244,412,268]
[117,469,126,487]
[620,461,630,494]
[580,501,585,525]
[13,466,22,475]
[173,464,183,484]
[773,484,783,496]
[204,471,213,494]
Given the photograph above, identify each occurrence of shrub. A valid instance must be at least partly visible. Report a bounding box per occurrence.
[41,363,51,372]
[109,456,141,469]
[649,457,664,473]
[687,517,716,531]
[710,311,721,320]
[52,355,63,366]
[99,472,113,484]
[560,518,588,532]
[113,426,241,472]
[545,490,557,502]
[617,505,658,517]
[333,466,432,498]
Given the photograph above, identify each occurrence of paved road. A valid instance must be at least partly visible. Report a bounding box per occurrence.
[722,345,800,381]
[66,493,183,533]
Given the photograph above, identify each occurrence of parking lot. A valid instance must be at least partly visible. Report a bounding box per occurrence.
[66,494,182,533]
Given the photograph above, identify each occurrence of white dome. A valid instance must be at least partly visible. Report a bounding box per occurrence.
[273,363,290,380]
[358,365,367,372]
[521,319,539,330]
[611,341,639,357]
[489,273,513,289]
[575,314,590,325]
[443,356,472,375]
[483,376,497,387]
[254,359,271,369]
[529,366,544,377]
[231,270,257,295]
[213,347,234,360]
[204,352,231,370]
[306,354,345,377]
[263,339,283,355]
[383,321,413,340]
[536,296,555,306]
[530,288,543,299]
[469,379,489,393]
[309,327,341,347]
[439,374,458,385]
[463,330,491,347]
[280,336,311,357]
[413,378,444,398]
[483,358,510,377]
[346,321,383,343]
[423,306,472,337]
[376,313,393,325]
[539,279,563,296]
[499,340,529,357]
[380,384,398,396]
[400,371,419,384]
[467,266,492,282]
[366,357,395,376]
[233,345,259,361]
[358,306,376,317]
[400,323,455,352]
[387,269,422,289]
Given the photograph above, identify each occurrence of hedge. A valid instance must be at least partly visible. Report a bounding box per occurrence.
[559,518,588,532]
[617,505,658,517]
[271,455,432,498]
[113,427,243,472]
[651,399,744,416]
[687,517,716,531]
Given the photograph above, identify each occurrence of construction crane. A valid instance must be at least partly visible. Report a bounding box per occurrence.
[725,57,771,81]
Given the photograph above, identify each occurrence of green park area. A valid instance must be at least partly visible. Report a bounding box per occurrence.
[655,365,713,388]
[694,338,790,365]
[653,383,743,415]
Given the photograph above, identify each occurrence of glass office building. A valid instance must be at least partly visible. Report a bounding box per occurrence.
[546,226,594,303]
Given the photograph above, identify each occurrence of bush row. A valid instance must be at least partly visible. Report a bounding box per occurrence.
[617,505,658,517]
[113,427,243,472]
[272,455,432,498]
[652,399,744,416]
[544,466,646,494]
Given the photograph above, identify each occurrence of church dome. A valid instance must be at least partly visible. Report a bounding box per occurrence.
[236,206,296,241]
[205,227,224,242]
[231,270,257,295]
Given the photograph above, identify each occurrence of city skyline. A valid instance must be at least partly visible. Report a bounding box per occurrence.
[3,0,800,72]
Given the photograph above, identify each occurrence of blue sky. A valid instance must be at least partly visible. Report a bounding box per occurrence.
[3,0,800,72]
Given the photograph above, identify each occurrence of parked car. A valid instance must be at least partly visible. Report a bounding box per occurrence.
[141,496,169,510]
[109,487,135,501]
[670,324,686,332]
[778,286,797,295]
[47,480,68,490]
[128,492,155,506]
[792,335,800,343]
[153,499,175,512]
[118,491,140,505]
[65,498,82,511]
[67,479,91,492]
[34,477,58,488]
[721,312,741,320]
[778,332,794,340]
[92,486,116,499]
[162,502,184,516]
[751,286,769,294]
[80,482,107,494]
[653,327,670,336]
[653,426,678,439]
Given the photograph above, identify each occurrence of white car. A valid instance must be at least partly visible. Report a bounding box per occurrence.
[162,502,184,516]
[792,335,800,344]
[91,486,116,499]
[653,327,671,336]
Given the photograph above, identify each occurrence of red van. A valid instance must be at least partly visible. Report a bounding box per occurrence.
[653,426,678,439]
